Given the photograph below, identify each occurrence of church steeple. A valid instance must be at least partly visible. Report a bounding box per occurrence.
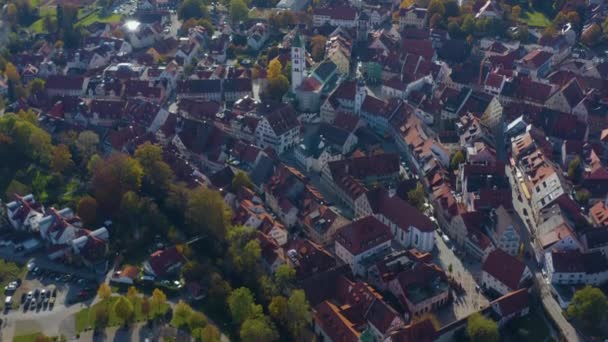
[291,31,305,92]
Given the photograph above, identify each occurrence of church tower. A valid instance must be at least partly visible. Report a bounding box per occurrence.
[291,31,305,92]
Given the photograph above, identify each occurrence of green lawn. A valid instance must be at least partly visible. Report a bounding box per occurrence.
[0,260,27,310]
[505,311,551,342]
[75,296,170,332]
[520,10,551,27]
[76,10,122,27]
[13,332,45,342]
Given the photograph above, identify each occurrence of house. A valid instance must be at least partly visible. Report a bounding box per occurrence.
[387,262,450,317]
[177,79,223,101]
[111,265,140,285]
[312,275,406,342]
[544,249,608,286]
[334,216,393,276]
[223,78,252,102]
[359,187,435,252]
[254,103,300,154]
[516,50,553,79]
[233,197,288,245]
[545,78,587,115]
[5,194,44,231]
[295,122,357,173]
[398,5,427,30]
[485,206,521,256]
[326,28,352,75]
[144,247,186,279]
[302,205,351,245]
[284,239,336,280]
[46,76,88,97]
[247,23,269,51]
[481,249,531,296]
[490,289,530,327]
[384,318,438,342]
[313,6,358,28]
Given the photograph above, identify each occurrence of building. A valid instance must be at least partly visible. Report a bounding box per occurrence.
[516,50,553,79]
[398,5,427,29]
[5,194,44,231]
[481,249,531,296]
[388,262,450,317]
[291,32,305,92]
[313,6,358,28]
[485,206,521,256]
[247,23,270,51]
[334,216,393,276]
[359,187,435,252]
[490,289,530,327]
[544,249,608,286]
[255,103,300,154]
[144,247,186,279]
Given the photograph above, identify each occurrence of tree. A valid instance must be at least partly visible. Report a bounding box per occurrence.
[76,131,100,161]
[575,189,590,205]
[230,0,248,23]
[427,0,445,22]
[172,300,194,328]
[197,325,221,342]
[275,264,295,291]
[240,316,279,342]
[310,35,327,61]
[228,287,263,324]
[582,23,602,46]
[134,142,174,196]
[141,296,151,319]
[407,182,426,210]
[50,144,73,173]
[114,296,134,325]
[267,59,283,81]
[268,296,288,323]
[127,286,139,303]
[186,187,232,241]
[461,14,475,35]
[287,290,311,337]
[266,75,289,100]
[567,285,608,330]
[77,196,98,227]
[178,0,208,21]
[28,78,46,95]
[568,157,582,181]
[511,5,522,20]
[94,305,109,327]
[188,311,208,331]
[232,171,253,191]
[466,313,499,342]
[450,150,465,170]
[151,288,168,318]
[91,154,143,213]
[227,226,261,274]
[4,62,20,82]
[97,283,112,301]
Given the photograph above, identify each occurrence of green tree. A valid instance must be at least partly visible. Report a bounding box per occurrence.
[407,182,426,210]
[568,157,582,181]
[227,226,261,274]
[427,0,445,21]
[77,196,98,227]
[240,316,279,342]
[113,296,134,325]
[97,283,112,301]
[187,311,208,331]
[76,130,100,161]
[198,325,221,342]
[230,0,248,23]
[232,171,253,191]
[151,288,168,318]
[582,23,602,46]
[134,142,174,196]
[51,144,74,173]
[267,59,283,81]
[287,290,311,337]
[91,154,143,213]
[511,5,522,20]
[461,14,475,35]
[141,296,151,319]
[567,285,608,330]
[127,286,139,303]
[4,62,20,82]
[94,305,109,327]
[268,296,288,323]
[178,0,208,21]
[275,264,295,291]
[266,75,289,100]
[186,187,232,240]
[450,150,465,170]
[171,300,194,328]
[466,313,499,342]
[28,78,46,95]
[228,287,263,324]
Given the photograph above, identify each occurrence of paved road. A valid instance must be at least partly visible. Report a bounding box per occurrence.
[432,231,489,324]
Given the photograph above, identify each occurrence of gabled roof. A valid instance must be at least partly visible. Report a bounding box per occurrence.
[492,288,529,317]
[482,249,527,290]
[334,216,392,255]
[366,187,434,233]
[147,247,185,277]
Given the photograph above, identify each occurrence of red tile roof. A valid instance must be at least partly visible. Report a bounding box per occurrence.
[334,216,392,255]
[366,187,434,233]
[147,247,185,277]
[521,50,552,69]
[492,288,529,317]
[482,249,527,290]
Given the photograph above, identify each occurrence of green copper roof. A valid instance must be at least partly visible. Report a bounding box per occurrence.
[293,31,304,48]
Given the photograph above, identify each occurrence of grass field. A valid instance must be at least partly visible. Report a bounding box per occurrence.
[0,260,27,310]
[76,10,122,27]
[521,10,551,27]
[74,296,170,332]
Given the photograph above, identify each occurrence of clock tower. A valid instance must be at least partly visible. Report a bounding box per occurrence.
[291,31,305,92]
